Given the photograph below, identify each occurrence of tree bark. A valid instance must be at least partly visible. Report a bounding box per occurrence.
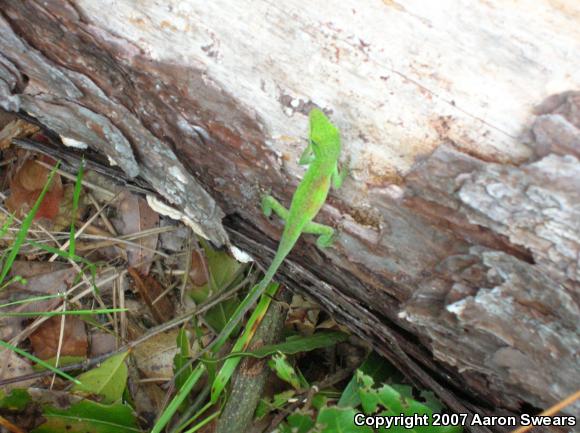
[1,0,579,428]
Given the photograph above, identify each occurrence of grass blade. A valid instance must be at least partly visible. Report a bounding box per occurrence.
[69,158,85,259]
[0,308,128,317]
[0,340,80,385]
[151,364,206,433]
[0,161,60,288]
[209,282,279,404]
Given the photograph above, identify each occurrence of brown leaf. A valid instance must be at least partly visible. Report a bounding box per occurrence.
[9,260,70,279]
[0,296,61,342]
[0,348,35,392]
[52,183,87,232]
[286,294,320,335]
[89,332,117,357]
[128,267,174,324]
[18,158,53,191]
[0,266,79,340]
[115,192,159,275]
[132,329,181,380]
[5,157,63,221]
[189,249,209,286]
[9,265,78,293]
[29,315,88,360]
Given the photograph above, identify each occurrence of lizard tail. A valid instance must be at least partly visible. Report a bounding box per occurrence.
[256,244,292,293]
[258,226,302,292]
[212,231,300,348]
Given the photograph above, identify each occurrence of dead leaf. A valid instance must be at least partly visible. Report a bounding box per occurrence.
[0,110,17,130]
[0,348,35,393]
[9,265,78,293]
[0,296,61,341]
[114,192,159,275]
[52,183,87,232]
[128,267,174,324]
[29,315,88,360]
[132,329,180,380]
[189,249,209,286]
[159,223,189,252]
[286,294,320,335]
[5,157,63,221]
[89,332,117,358]
[82,170,122,203]
[9,260,70,279]
[0,266,79,340]
[129,379,166,426]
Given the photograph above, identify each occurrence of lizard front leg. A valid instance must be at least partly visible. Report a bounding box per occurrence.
[331,163,347,190]
[298,143,315,165]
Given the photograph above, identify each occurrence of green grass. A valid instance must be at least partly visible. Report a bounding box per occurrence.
[0,308,128,317]
[0,160,100,385]
[0,339,81,385]
[0,161,60,288]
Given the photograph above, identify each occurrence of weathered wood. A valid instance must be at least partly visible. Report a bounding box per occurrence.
[1,0,579,425]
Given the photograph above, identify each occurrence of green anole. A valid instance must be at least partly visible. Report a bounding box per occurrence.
[150,109,346,430]
[213,108,346,349]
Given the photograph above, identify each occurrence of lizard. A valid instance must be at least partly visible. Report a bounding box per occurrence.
[212,107,346,349]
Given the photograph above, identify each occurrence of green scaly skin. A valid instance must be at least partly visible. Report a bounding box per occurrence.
[214,108,345,348]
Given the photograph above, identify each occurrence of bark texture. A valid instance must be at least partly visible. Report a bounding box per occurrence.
[0,0,579,428]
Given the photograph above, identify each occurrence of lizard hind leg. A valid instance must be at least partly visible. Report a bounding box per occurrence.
[303,220,335,248]
[261,195,289,221]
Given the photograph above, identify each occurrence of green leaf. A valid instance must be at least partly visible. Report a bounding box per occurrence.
[0,293,65,309]
[339,351,396,408]
[156,277,275,433]
[173,328,196,413]
[233,331,348,360]
[32,355,85,371]
[190,240,244,333]
[203,297,240,333]
[268,353,303,390]
[315,406,373,433]
[311,393,328,410]
[286,412,316,433]
[205,331,348,365]
[359,377,416,415]
[357,371,462,433]
[32,400,140,433]
[255,390,296,419]
[203,240,243,290]
[0,388,31,410]
[391,383,414,400]
[173,328,193,394]
[419,390,444,413]
[72,351,129,403]
[190,240,242,304]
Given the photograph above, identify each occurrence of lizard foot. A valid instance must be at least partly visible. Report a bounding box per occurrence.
[315,230,335,248]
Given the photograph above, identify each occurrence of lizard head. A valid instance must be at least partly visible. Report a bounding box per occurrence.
[309,108,341,160]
